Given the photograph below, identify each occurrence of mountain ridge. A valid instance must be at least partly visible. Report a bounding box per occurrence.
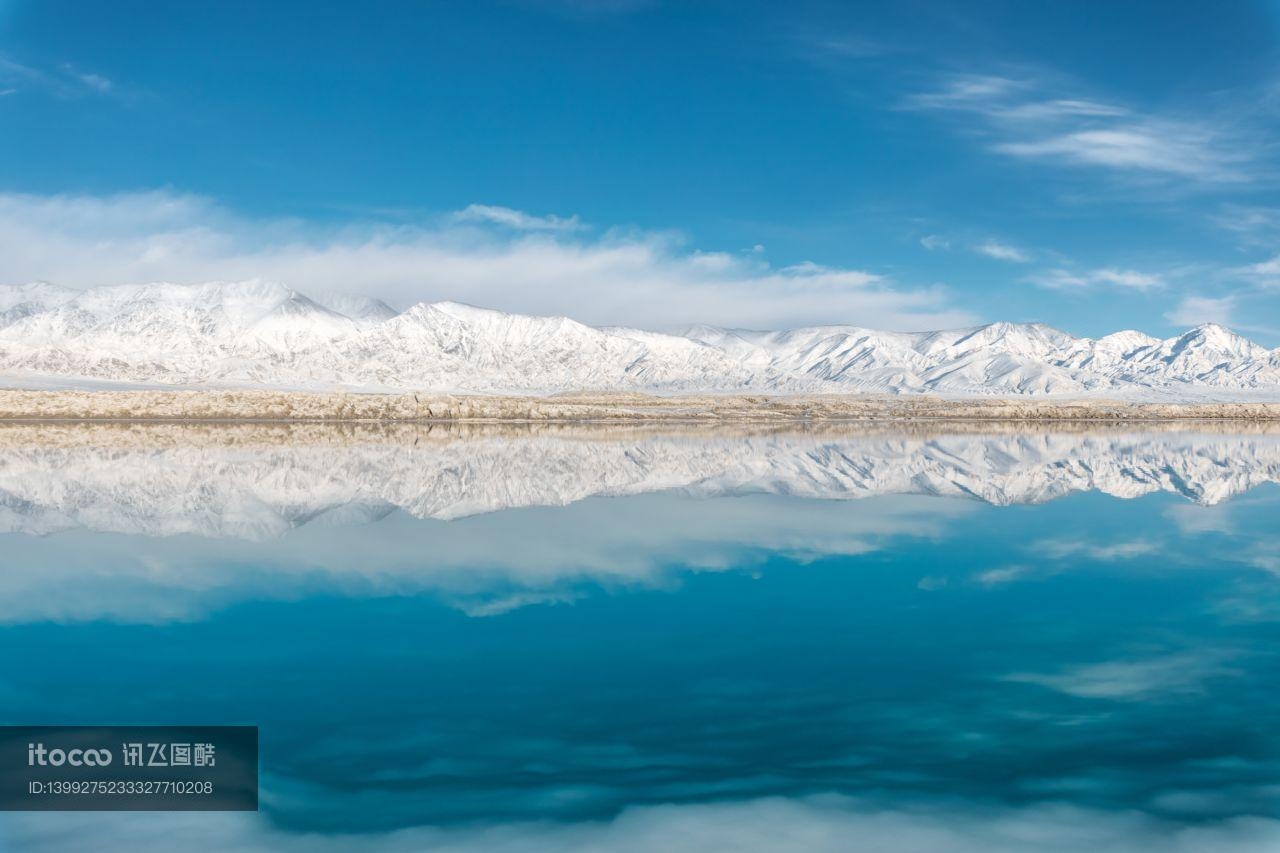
[1,281,1278,399]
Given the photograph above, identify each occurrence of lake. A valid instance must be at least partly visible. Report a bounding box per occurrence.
[0,422,1278,851]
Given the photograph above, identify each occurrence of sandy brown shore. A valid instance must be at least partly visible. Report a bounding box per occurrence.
[1,389,1280,422]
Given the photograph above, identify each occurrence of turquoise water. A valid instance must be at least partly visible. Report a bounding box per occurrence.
[1,425,1278,851]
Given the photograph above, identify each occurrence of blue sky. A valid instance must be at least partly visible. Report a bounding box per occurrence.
[2,0,1280,340]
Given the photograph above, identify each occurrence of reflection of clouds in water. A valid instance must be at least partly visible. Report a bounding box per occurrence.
[1004,649,1245,701]
[2,425,1279,624]
[5,795,1280,852]
[1214,578,1280,623]
[974,537,1163,586]
[1171,492,1280,568]
[0,492,970,624]
[1164,489,1280,538]
[1165,502,1238,536]
[973,490,1280,588]
[1036,539,1161,561]
[2,428,1279,851]
[975,564,1037,585]
[1246,546,1280,575]
[2,426,1280,543]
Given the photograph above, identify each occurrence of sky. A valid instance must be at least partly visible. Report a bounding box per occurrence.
[2,0,1280,340]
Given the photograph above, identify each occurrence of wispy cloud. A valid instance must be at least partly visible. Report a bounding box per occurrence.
[1005,649,1240,701]
[1029,267,1164,291]
[801,32,889,63]
[973,239,1031,263]
[814,35,886,60]
[57,63,113,93]
[1231,255,1280,288]
[908,73,1027,110]
[919,234,950,251]
[451,203,584,232]
[996,128,1233,179]
[907,72,1256,184]
[1212,204,1280,248]
[1163,291,1280,339]
[1037,539,1160,561]
[976,539,1159,587]
[1090,269,1165,290]
[1165,295,1238,328]
[0,54,118,99]
[0,190,976,331]
[991,98,1128,122]
[975,565,1033,586]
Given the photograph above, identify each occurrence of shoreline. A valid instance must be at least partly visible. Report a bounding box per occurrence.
[3,420,1280,453]
[2,389,1280,422]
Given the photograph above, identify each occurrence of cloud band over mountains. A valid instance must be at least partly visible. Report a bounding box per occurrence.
[0,190,974,332]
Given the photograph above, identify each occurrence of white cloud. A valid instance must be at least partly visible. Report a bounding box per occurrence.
[1030,267,1164,291]
[1232,255,1280,288]
[1165,502,1236,537]
[7,795,1280,853]
[57,62,113,93]
[976,565,1033,585]
[907,73,1028,109]
[1030,270,1091,289]
[0,54,117,98]
[976,539,1158,586]
[919,234,950,251]
[996,127,1236,180]
[807,33,887,61]
[908,73,1254,184]
[0,484,969,624]
[1037,539,1160,561]
[1212,205,1280,248]
[1165,295,1237,328]
[1005,650,1240,701]
[451,203,583,232]
[992,98,1128,122]
[1089,269,1164,290]
[973,240,1031,263]
[0,190,977,330]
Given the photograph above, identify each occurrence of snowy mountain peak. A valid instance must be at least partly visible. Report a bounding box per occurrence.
[424,300,594,336]
[0,282,76,312]
[312,292,399,323]
[1176,323,1259,353]
[0,282,78,330]
[1097,330,1160,351]
[0,282,1278,399]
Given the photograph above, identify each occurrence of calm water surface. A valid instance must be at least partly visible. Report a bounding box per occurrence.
[0,423,1278,851]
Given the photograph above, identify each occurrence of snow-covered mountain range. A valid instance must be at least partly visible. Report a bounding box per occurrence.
[1,426,1277,539]
[2,281,1279,398]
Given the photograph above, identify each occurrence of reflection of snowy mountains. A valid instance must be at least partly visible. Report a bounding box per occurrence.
[1,427,1277,540]
[3,281,1280,397]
